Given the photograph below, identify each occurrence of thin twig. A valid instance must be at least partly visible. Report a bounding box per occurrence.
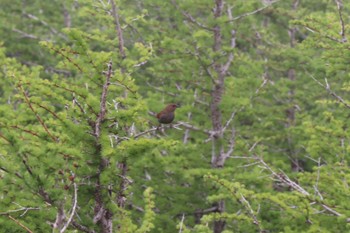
[221,6,236,76]
[307,72,350,109]
[239,193,262,230]
[224,127,236,158]
[12,28,38,39]
[0,207,40,216]
[60,183,78,233]
[8,215,33,233]
[17,83,57,142]
[226,1,280,22]
[313,157,323,200]
[179,214,185,233]
[304,26,344,43]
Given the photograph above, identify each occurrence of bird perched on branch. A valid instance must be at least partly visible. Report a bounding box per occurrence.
[156,103,180,124]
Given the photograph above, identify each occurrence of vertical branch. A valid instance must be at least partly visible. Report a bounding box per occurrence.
[286,0,299,170]
[94,61,113,138]
[63,5,71,28]
[110,0,130,211]
[93,61,113,233]
[116,161,129,208]
[334,0,346,42]
[53,205,66,230]
[210,0,225,169]
[60,183,78,233]
[111,0,126,59]
[211,1,230,233]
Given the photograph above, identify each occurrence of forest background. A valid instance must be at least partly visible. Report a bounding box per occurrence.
[0,0,350,232]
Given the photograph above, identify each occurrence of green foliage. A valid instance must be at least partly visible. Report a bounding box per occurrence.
[1,0,350,232]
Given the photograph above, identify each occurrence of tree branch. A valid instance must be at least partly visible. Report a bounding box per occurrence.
[307,73,350,109]
[171,0,214,31]
[12,28,38,39]
[18,82,57,142]
[72,221,96,233]
[334,0,347,42]
[8,215,33,233]
[111,0,126,59]
[94,61,113,138]
[226,0,281,22]
[0,206,40,216]
[60,183,78,233]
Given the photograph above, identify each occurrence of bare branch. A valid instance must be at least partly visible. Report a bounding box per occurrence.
[221,6,236,76]
[304,25,344,43]
[179,214,185,233]
[313,157,323,200]
[94,61,113,138]
[12,28,38,39]
[0,206,40,216]
[258,156,350,219]
[23,13,67,40]
[226,0,281,22]
[258,157,310,195]
[224,127,236,158]
[220,29,236,76]
[307,73,350,109]
[239,193,262,231]
[73,96,86,114]
[110,0,126,58]
[60,183,78,233]
[334,0,347,42]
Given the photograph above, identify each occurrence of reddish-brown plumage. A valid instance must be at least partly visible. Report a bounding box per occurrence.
[156,103,180,124]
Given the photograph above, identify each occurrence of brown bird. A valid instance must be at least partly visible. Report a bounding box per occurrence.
[156,103,180,124]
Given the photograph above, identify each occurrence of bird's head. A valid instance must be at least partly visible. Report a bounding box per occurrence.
[165,103,180,112]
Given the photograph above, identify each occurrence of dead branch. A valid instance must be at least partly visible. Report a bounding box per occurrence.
[0,207,40,216]
[308,73,350,109]
[111,0,126,59]
[60,183,78,233]
[239,193,263,231]
[179,214,185,233]
[226,0,281,22]
[334,0,347,42]
[12,28,38,39]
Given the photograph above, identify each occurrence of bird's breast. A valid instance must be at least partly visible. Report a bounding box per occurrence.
[158,112,175,124]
